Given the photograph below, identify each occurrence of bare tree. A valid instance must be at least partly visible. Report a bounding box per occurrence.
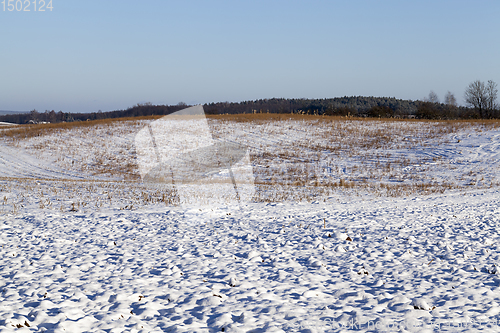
[426,91,439,103]
[465,80,487,118]
[29,109,39,123]
[444,91,457,106]
[486,80,498,115]
[465,80,498,118]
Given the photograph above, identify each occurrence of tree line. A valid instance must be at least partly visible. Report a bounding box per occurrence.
[416,80,498,119]
[0,103,187,125]
[0,80,497,124]
[204,96,419,117]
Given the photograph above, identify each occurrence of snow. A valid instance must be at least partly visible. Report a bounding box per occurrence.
[1,118,500,332]
[0,122,17,127]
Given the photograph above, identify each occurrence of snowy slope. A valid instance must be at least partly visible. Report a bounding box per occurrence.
[1,118,500,332]
[6,119,500,194]
[1,190,500,332]
[0,143,84,180]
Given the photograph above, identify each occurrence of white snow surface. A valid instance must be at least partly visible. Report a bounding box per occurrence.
[1,118,500,332]
[2,192,500,332]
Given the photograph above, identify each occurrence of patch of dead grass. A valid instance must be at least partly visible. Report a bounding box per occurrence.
[2,114,499,203]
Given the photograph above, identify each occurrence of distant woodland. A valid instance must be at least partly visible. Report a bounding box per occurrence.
[1,88,498,125]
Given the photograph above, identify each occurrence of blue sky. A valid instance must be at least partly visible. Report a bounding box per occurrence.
[1,0,499,113]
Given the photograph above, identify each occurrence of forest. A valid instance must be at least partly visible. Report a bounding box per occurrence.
[1,80,498,124]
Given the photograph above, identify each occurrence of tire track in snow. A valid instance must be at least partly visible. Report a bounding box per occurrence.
[0,143,85,180]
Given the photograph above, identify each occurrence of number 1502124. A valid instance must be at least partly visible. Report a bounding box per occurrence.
[2,0,53,11]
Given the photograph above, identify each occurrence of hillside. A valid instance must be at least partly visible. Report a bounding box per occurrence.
[0,97,423,125]
[1,115,500,331]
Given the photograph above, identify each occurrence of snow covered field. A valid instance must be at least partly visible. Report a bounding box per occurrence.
[0,123,17,128]
[1,116,500,332]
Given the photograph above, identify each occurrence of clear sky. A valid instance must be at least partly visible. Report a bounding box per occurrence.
[1,0,499,113]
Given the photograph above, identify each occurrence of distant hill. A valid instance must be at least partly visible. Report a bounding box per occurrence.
[0,96,487,124]
[204,96,419,116]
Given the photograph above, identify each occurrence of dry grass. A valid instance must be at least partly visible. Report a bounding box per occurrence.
[3,113,500,139]
[4,113,499,141]
[0,177,179,214]
[0,116,163,140]
[209,113,500,126]
[210,115,500,201]
[1,114,499,206]
[1,118,151,181]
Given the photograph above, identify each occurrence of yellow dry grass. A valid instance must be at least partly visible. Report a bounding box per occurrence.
[0,116,163,140]
[4,113,499,140]
[1,113,499,207]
